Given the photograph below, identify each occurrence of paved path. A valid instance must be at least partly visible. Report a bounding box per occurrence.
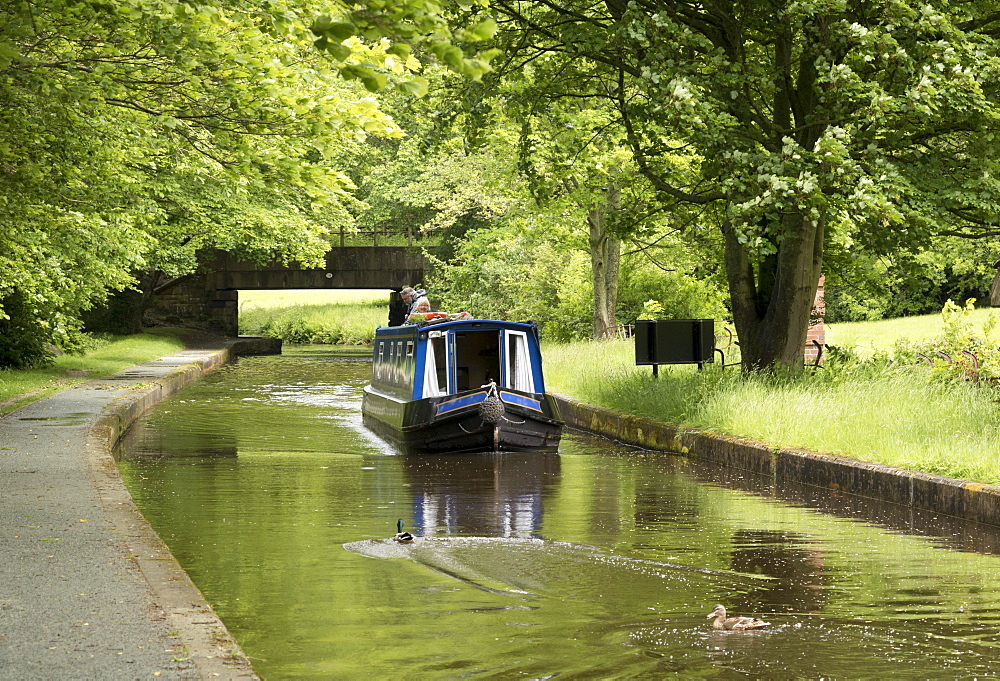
[1,347,259,679]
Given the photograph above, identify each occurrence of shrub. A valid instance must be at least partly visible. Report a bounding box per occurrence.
[893,299,1000,386]
[0,291,56,369]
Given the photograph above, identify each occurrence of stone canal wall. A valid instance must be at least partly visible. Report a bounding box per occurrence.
[554,394,1000,529]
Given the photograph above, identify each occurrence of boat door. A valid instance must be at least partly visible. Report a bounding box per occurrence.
[420,327,502,396]
[450,328,501,392]
[420,326,536,396]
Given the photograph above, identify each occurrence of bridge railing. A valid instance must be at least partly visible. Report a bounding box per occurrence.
[337,225,442,248]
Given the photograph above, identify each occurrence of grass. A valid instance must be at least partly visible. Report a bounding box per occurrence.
[0,328,189,415]
[238,289,391,344]
[543,336,1000,485]
[0,290,391,413]
[240,289,393,310]
[827,307,999,355]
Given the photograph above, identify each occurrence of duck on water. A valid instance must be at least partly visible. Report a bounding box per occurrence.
[361,316,563,454]
[393,519,414,543]
[707,604,770,631]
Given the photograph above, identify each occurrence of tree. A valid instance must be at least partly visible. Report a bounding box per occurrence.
[512,100,632,339]
[403,58,665,338]
[0,0,403,362]
[468,0,1000,370]
[825,235,996,322]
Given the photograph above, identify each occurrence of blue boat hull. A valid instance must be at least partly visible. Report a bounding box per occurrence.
[362,385,563,454]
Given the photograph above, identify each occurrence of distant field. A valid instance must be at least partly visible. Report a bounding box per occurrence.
[237,289,393,344]
[826,307,999,354]
[239,289,392,310]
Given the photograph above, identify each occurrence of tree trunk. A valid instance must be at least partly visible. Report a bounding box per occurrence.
[589,185,622,339]
[724,211,824,371]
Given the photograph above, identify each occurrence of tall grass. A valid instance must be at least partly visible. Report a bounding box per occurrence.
[543,339,1000,484]
[239,290,391,344]
[240,289,393,310]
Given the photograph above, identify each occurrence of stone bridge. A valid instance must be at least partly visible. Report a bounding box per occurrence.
[152,247,427,335]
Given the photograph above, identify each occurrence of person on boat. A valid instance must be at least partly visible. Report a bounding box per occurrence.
[407,298,438,323]
[401,287,427,317]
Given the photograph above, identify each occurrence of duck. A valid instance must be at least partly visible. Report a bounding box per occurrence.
[707,604,770,630]
[393,518,414,543]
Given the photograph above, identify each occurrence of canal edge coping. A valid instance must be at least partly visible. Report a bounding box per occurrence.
[554,394,1000,528]
[85,337,279,680]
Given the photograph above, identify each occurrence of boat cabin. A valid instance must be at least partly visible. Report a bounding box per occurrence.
[370,320,546,402]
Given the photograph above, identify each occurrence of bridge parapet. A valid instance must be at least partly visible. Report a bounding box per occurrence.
[205,247,425,290]
[152,247,427,335]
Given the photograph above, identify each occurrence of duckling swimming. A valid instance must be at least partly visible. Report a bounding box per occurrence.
[707,604,770,630]
[393,518,414,543]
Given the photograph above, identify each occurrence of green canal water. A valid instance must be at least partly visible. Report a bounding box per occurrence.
[116,347,1000,678]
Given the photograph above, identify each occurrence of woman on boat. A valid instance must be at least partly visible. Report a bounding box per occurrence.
[407,298,442,323]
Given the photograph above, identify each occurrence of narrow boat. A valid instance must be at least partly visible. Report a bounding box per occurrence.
[362,317,563,454]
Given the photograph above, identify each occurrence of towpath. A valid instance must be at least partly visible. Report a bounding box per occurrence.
[0,344,260,680]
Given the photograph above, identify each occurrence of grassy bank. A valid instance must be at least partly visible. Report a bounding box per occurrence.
[0,290,391,414]
[543,337,1000,485]
[0,328,190,415]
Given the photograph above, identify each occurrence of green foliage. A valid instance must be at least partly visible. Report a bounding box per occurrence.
[825,237,995,322]
[430,219,725,341]
[475,0,1000,368]
[618,262,728,323]
[1,0,403,366]
[345,106,530,255]
[311,0,500,90]
[891,299,1000,384]
[0,291,57,369]
[636,301,664,321]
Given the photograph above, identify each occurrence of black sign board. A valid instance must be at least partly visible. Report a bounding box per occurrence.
[634,319,715,368]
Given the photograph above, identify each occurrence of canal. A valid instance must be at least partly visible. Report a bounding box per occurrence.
[116,347,1000,678]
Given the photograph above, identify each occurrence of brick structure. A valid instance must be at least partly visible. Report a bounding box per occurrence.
[150,247,427,335]
[805,274,825,363]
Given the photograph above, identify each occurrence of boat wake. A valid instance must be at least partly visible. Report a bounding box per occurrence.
[343,536,775,601]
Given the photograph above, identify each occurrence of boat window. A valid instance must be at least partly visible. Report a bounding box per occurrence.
[454,330,500,392]
[404,341,414,391]
[394,340,402,386]
[505,330,534,392]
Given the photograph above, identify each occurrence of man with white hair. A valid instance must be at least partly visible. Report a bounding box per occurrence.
[400,286,427,317]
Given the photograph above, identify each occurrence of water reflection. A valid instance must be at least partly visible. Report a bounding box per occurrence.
[401,453,560,538]
[691,460,1000,556]
[730,530,827,614]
